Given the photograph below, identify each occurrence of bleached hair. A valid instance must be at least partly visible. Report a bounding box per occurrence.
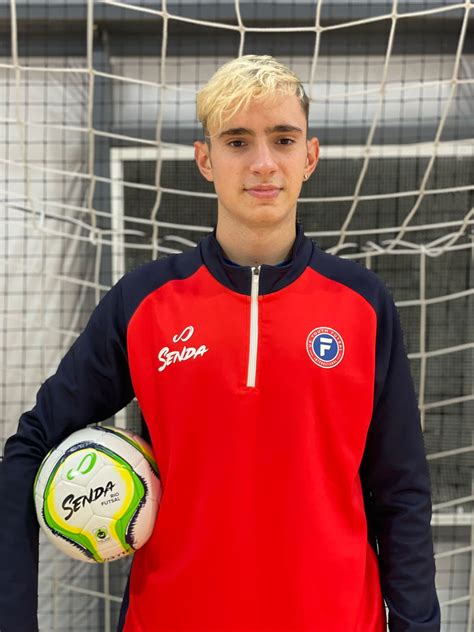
[196,55,309,140]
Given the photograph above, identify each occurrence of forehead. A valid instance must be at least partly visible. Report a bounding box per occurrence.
[212,93,307,136]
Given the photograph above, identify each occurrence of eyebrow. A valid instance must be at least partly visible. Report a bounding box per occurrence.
[218,125,303,139]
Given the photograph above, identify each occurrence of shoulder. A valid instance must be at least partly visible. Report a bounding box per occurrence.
[117,246,203,323]
[308,243,390,314]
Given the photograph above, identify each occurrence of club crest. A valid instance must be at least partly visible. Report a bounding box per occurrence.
[306,326,344,369]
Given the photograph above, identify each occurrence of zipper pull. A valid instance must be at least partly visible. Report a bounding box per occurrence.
[247,266,261,388]
[251,265,261,301]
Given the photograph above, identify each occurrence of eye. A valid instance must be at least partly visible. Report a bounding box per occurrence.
[228,139,246,148]
[277,138,295,145]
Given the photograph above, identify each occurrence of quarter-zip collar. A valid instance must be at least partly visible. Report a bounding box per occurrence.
[200,222,314,296]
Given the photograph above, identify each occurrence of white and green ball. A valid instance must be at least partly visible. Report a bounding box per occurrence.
[33,425,162,563]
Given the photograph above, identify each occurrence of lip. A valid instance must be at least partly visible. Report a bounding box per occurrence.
[245,186,282,199]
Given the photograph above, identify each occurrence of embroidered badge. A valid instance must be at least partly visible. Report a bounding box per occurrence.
[306,326,344,369]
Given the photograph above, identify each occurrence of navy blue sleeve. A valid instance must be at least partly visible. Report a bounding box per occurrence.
[0,281,135,632]
[360,285,441,631]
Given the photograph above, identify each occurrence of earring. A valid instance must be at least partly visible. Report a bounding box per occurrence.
[303,173,309,180]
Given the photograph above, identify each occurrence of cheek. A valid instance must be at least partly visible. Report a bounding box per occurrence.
[290,155,307,178]
[284,167,305,197]
[212,164,241,193]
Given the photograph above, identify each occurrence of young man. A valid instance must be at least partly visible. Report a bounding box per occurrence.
[0,55,440,631]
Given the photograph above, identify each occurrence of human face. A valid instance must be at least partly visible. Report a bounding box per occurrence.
[194,94,319,231]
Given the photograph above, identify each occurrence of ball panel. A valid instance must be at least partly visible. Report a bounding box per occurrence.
[81,515,133,561]
[133,458,162,502]
[94,425,160,476]
[87,464,130,519]
[117,429,157,467]
[118,454,162,549]
[57,448,108,486]
[47,479,94,527]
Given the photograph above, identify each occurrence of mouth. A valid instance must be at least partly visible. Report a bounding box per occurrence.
[245,186,282,200]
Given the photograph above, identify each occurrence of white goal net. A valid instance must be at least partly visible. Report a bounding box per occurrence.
[1,0,473,630]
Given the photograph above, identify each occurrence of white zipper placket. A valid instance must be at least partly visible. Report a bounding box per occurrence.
[246,265,261,388]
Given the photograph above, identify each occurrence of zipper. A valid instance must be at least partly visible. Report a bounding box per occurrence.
[246,265,261,388]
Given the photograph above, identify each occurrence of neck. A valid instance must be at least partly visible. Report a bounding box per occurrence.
[215,214,297,267]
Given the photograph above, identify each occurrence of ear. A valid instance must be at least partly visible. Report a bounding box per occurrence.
[304,137,320,179]
[194,140,214,182]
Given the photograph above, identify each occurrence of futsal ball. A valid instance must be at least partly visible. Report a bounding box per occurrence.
[33,425,162,563]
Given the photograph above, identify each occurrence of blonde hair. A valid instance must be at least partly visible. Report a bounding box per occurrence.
[196,55,309,139]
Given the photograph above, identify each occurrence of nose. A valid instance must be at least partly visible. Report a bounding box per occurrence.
[249,139,278,177]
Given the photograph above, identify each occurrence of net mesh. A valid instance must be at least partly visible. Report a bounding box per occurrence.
[1,1,473,630]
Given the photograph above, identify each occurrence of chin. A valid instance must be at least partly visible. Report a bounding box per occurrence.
[240,207,293,229]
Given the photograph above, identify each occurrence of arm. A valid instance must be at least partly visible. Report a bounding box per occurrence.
[360,286,441,631]
[0,281,135,632]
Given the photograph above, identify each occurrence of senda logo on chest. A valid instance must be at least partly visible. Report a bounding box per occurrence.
[157,325,209,373]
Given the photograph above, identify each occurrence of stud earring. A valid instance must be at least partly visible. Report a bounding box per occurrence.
[303,173,309,180]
